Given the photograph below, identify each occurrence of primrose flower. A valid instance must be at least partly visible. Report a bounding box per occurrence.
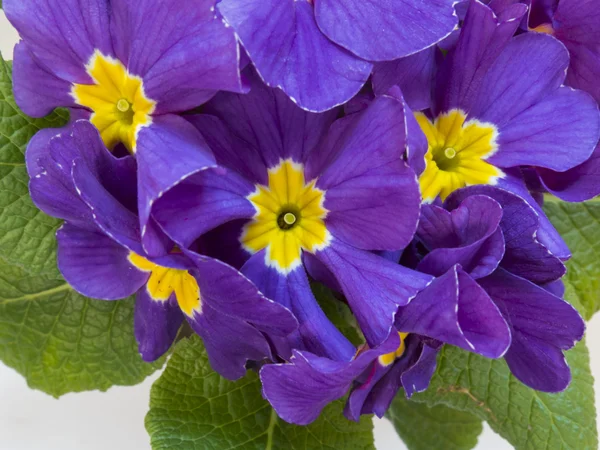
[28,121,297,378]
[260,331,440,424]
[5,0,246,254]
[396,186,584,393]
[261,185,585,425]
[152,71,432,360]
[217,0,458,112]
[487,0,600,202]
[374,0,600,258]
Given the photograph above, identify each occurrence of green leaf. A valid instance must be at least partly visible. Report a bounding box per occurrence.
[386,396,482,450]
[313,282,363,346]
[544,200,600,320]
[410,337,597,450]
[0,57,69,277]
[146,335,375,450]
[0,257,164,397]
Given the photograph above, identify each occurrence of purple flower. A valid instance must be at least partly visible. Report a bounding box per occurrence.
[396,186,584,393]
[28,120,297,379]
[217,0,458,112]
[152,71,432,361]
[261,185,584,425]
[485,0,600,203]
[5,0,247,255]
[373,0,600,259]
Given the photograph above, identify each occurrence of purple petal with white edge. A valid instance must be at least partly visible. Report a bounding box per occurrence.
[200,70,339,178]
[496,171,570,260]
[537,141,600,202]
[345,334,429,421]
[218,0,372,112]
[447,184,567,282]
[260,334,400,425]
[134,290,183,362]
[186,251,298,338]
[396,266,511,359]
[469,33,569,126]
[317,95,421,250]
[110,0,245,114]
[29,121,137,226]
[26,128,68,178]
[315,0,457,62]
[402,343,440,398]
[12,42,76,118]
[345,361,392,422]
[316,239,433,347]
[135,115,216,254]
[242,251,355,362]
[561,42,600,105]
[71,157,144,255]
[187,302,274,380]
[479,268,585,392]
[553,0,600,103]
[542,279,565,298]
[57,222,148,300]
[4,0,111,83]
[488,86,600,171]
[435,0,527,115]
[417,196,505,279]
[152,167,255,250]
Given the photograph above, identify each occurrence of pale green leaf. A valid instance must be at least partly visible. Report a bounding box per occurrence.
[410,336,596,450]
[386,396,482,450]
[0,258,164,397]
[0,57,68,277]
[544,200,600,320]
[146,335,375,450]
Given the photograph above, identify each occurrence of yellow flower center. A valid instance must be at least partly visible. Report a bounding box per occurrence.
[71,51,156,153]
[241,159,331,274]
[128,252,201,317]
[416,109,503,202]
[379,332,409,366]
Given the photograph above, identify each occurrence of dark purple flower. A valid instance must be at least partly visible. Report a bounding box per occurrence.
[28,120,297,379]
[396,186,584,394]
[5,0,247,255]
[373,0,600,260]
[217,0,458,112]
[152,71,431,361]
[485,0,600,203]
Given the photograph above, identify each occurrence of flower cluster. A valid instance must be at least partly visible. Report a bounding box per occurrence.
[6,0,599,425]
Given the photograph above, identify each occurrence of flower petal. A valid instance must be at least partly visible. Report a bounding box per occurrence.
[396,266,511,359]
[315,0,457,61]
[317,95,421,250]
[241,251,355,362]
[57,222,148,300]
[218,0,372,112]
[110,0,245,113]
[134,289,183,362]
[316,239,432,347]
[480,268,585,392]
[12,42,76,117]
[135,115,216,254]
[4,0,111,82]
[152,167,255,250]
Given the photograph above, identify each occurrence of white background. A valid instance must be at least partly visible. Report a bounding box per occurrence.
[1,12,598,449]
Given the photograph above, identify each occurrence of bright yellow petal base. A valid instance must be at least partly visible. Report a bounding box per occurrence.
[241,159,330,274]
[71,51,156,152]
[129,252,201,317]
[379,332,410,366]
[416,110,503,202]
